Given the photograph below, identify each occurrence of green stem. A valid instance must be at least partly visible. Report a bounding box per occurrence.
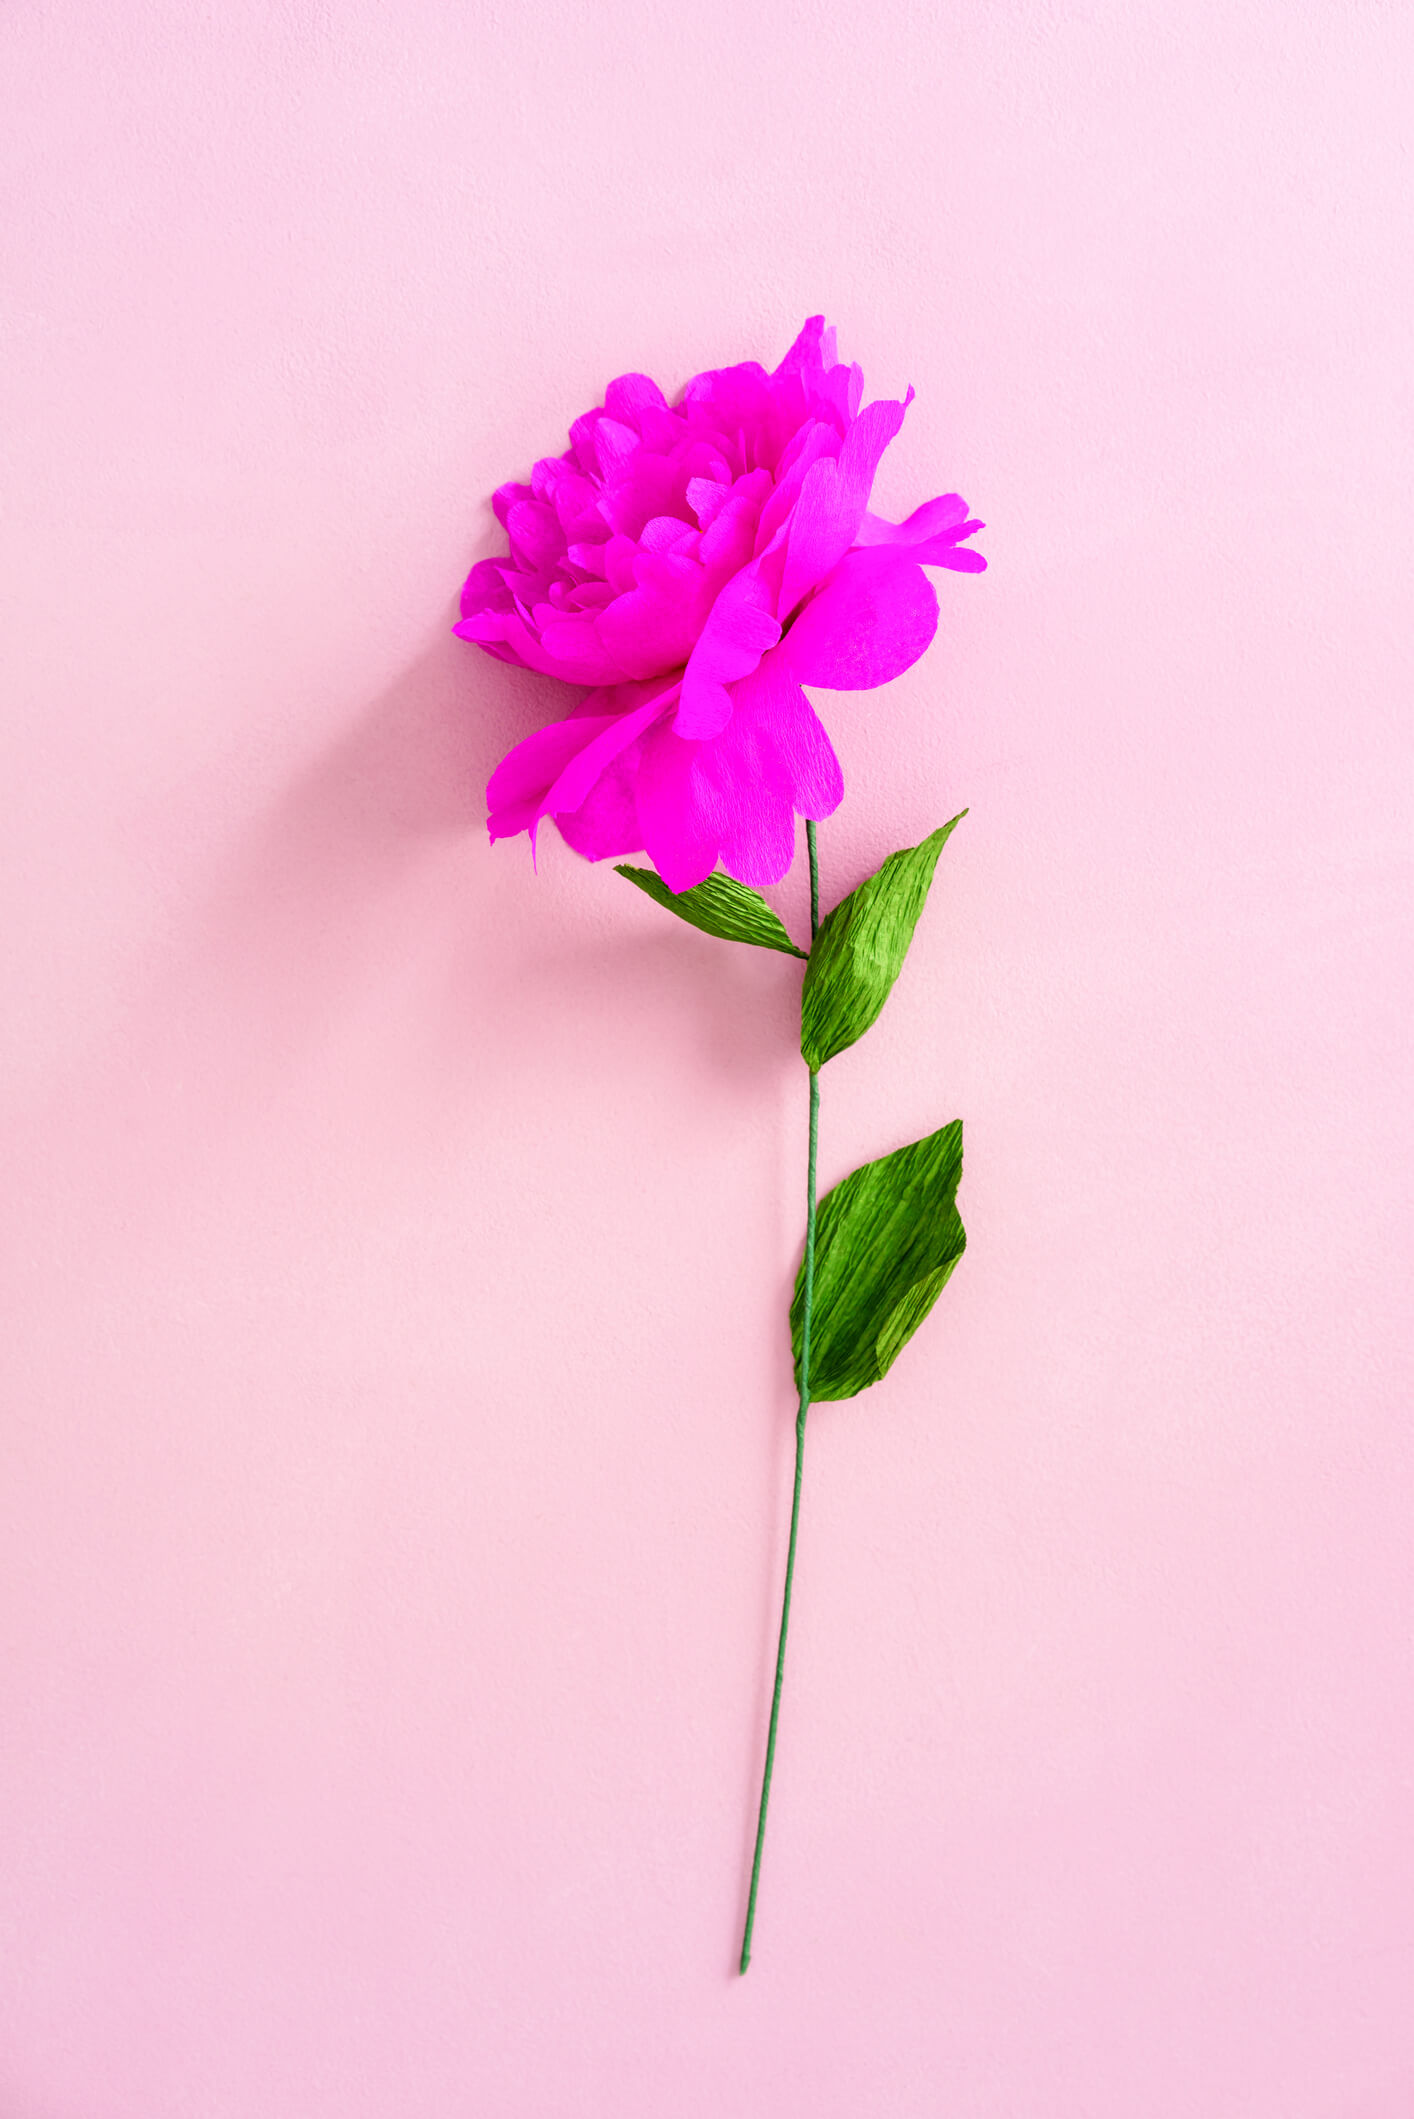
[739,819,821,1975]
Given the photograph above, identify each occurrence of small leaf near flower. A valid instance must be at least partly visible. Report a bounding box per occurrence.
[615,864,807,957]
[792,1121,965,1402]
[799,813,966,1069]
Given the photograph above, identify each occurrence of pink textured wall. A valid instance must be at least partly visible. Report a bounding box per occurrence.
[2,3,1411,2113]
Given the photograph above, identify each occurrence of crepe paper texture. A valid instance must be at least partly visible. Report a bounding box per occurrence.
[459,318,984,1970]
[466,314,982,893]
[615,864,806,957]
[800,813,966,1068]
[791,1121,967,1404]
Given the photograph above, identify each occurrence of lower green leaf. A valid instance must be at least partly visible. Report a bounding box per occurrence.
[792,1121,965,1402]
[615,865,806,957]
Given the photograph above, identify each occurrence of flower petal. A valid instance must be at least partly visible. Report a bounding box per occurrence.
[487,714,620,841]
[731,652,844,819]
[717,774,796,886]
[675,564,782,741]
[539,693,671,816]
[528,615,634,686]
[603,372,668,430]
[486,692,672,848]
[634,655,842,891]
[455,605,587,682]
[772,315,827,376]
[855,494,987,570]
[778,548,938,690]
[778,390,913,617]
[753,420,839,556]
[593,550,712,678]
[505,498,563,572]
[556,746,646,861]
[633,725,723,893]
[638,716,797,892]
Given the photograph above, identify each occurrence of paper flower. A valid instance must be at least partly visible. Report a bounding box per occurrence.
[460,317,983,891]
[457,319,984,1972]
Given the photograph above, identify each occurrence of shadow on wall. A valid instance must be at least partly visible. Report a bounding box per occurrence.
[189,635,504,1024]
[1,635,520,1262]
[144,633,527,1120]
[194,635,798,1102]
[5,626,803,1293]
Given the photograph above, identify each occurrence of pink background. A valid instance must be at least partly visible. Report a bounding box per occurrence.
[2,3,1412,2113]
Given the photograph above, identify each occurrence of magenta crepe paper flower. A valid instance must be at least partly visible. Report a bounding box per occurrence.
[458,319,985,1973]
[460,317,984,892]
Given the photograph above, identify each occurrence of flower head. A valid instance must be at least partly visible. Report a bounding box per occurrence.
[459,318,983,892]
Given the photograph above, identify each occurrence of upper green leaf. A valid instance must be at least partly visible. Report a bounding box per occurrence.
[615,865,806,957]
[799,813,966,1068]
[792,1121,965,1402]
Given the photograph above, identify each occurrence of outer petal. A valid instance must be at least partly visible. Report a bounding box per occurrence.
[636,716,797,892]
[716,772,795,886]
[534,693,670,816]
[567,675,665,720]
[603,372,668,430]
[458,598,628,687]
[753,420,839,555]
[921,545,987,574]
[675,563,781,740]
[731,652,844,819]
[505,497,565,572]
[777,548,938,691]
[633,724,724,893]
[777,390,913,617]
[458,556,518,623]
[855,493,987,571]
[698,671,797,881]
[855,494,967,543]
[556,746,646,861]
[486,693,672,849]
[634,655,843,891]
[487,714,621,841]
[773,316,828,377]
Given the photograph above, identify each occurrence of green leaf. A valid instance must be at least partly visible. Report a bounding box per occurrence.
[615,864,806,957]
[791,1121,965,1402]
[799,813,966,1068]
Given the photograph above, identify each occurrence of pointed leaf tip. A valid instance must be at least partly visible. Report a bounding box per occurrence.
[615,864,807,957]
[799,812,966,1068]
